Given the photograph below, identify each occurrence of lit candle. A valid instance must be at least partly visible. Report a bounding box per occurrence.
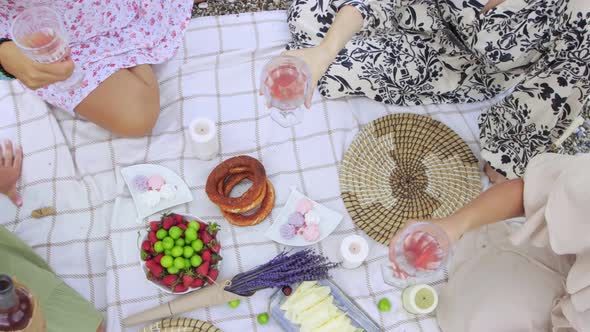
[339,235,369,269]
[189,117,219,161]
[401,284,438,315]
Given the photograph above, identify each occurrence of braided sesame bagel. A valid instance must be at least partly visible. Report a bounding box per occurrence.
[216,172,267,214]
[221,178,275,226]
[206,156,267,214]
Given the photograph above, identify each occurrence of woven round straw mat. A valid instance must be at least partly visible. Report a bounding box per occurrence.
[340,113,481,244]
[142,317,221,332]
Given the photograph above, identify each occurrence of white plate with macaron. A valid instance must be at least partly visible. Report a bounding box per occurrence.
[265,189,342,246]
[121,164,193,222]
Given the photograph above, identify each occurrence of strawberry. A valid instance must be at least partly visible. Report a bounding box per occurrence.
[149,264,164,278]
[152,265,164,278]
[201,250,211,262]
[210,253,222,264]
[208,240,221,254]
[149,221,161,231]
[162,216,175,230]
[191,278,204,288]
[141,240,151,252]
[199,222,207,230]
[282,286,293,296]
[199,231,213,245]
[146,271,157,282]
[174,284,188,293]
[145,259,157,269]
[140,250,149,261]
[154,254,164,264]
[173,214,184,224]
[195,261,210,277]
[146,259,164,278]
[182,275,194,288]
[206,223,220,237]
[161,275,178,287]
[206,268,219,284]
[148,231,158,244]
[178,224,187,231]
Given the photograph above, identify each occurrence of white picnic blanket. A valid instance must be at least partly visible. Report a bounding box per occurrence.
[0,10,495,332]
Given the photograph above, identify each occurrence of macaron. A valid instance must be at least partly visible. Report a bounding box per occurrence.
[159,184,177,200]
[141,190,161,207]
[133,175,149,192]
[288,212,305,228]
[148,175,166,191]
[302,224,320,242]
[280,224,296,240]
[304,211,320,225]
[295,198,313,215]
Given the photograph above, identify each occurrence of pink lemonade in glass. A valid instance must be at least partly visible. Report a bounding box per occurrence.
[11,6,83,89]
[384,222,450,285]
[261,55,311,127]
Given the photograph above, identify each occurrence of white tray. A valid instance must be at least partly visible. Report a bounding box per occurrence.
[121,164,193,222]
[265,189,342,246]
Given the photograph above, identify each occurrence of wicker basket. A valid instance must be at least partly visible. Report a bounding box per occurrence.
[339,113,481,244]
[142,317,221,332]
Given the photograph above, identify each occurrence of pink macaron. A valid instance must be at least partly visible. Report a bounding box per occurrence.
[295,198,313,215]
[147,175,166,191]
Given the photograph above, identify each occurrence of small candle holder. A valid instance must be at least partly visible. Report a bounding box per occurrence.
[401,284,438,315]
[189,117,219,161]
[339,235,369,269]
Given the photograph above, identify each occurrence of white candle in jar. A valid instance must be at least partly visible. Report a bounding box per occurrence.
[340,235,369,269]
[189,117,219,161]
[401,284,438,315]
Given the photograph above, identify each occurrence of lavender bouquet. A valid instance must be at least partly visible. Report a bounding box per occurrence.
[226,249,340,296]
[123,249,339,327]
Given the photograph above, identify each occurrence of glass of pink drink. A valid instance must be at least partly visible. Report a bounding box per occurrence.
[11,6,83,90]
[260,55,312,127]
[382,222,451,287]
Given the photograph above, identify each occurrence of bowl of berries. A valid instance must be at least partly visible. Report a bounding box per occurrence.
[139,213,222,294]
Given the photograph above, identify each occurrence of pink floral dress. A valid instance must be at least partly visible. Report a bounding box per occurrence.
[1,1,192,112]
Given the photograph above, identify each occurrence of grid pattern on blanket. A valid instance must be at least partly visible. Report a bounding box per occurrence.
[0,11,492,332]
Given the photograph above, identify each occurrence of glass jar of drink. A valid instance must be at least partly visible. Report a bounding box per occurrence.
[260,55,312,128]
[381,222,451,288]
[0,275,45,332]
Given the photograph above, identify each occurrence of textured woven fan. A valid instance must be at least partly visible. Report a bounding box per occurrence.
[340,113,481,244]
[142,318,221,332]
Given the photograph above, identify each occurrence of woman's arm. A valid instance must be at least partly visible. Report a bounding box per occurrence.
[438,179,524,242]
[392,179,524,250]
[319,6,363,59]
[283,6,363,107]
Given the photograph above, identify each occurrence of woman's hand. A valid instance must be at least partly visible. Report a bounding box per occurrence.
[394,218,467,245]
[0,140,23,207]
[282,45,335,108]
[260,5,363,108]
[0,41,74,90]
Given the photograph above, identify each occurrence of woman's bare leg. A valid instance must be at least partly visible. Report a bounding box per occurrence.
[75,64,160,137]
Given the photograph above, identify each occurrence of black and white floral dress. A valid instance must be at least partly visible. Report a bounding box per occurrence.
[287,0,590,178]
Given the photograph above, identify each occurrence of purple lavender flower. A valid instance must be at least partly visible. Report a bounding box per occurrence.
[225,249,339,296]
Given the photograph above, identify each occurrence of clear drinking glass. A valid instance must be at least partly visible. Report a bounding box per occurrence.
[260,55,312,128]
[10,6,83,90]
[382,222,451,288]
